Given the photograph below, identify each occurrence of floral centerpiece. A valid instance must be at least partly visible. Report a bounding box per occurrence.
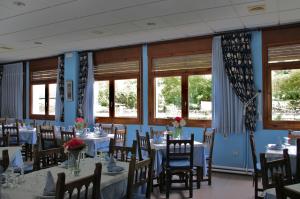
[172,117,186,139]
[64,137,86,176]
[75,117,86,130]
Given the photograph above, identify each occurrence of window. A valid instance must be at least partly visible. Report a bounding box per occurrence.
[93,46,142,124]
[148,37,212,127]
[263,26,300,129]
[30,57,58,119]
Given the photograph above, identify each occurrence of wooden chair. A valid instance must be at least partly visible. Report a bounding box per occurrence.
[100,123,114,134]
[249,132,264,199]
[150,127,167,139]
[40,126,57,150]
[2,122,20,146]
[56,163,102,199]
[295,139,300,182]
[260,149,293,191]
[109,139,137,162]
[0,118,7,125]
[166,134,194,198]
[0,125,9,147]
[33,147,66,171]
[114,126,127,146]
[136,130,151,161]
[127,150,155,199]
[200,128,215,186]
[60,127,76,144]
[275,173,300,199]
[0,149,9,171]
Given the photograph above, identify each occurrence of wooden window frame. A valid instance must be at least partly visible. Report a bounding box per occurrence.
[148,37,212,127]
[262,26,300,130]
[93,46,143,125]
[29,57,58,120]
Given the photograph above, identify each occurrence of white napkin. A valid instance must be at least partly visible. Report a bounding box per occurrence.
[43,171,56,196]
[291,131,300,135]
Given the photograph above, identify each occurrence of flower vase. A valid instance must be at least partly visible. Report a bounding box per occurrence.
[68,150,81,176]
[173,127,182,139]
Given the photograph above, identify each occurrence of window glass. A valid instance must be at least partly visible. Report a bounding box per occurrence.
[48,84,56,115]
[115,79,137,118]
[94,81,110,117]
[271,69,300,121]
[155,76,182,118]
[32,84,45,115]
[188,75,212,120]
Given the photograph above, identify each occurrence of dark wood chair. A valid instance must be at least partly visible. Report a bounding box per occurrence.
[0,118,7,125]
[150,127,167,139]
[275,173,300,199]
[109,139,136,162]
[199,128,215,186]
[166,134,194,198]
[127,150,155,199]
[100,123,114,134]
[114,126,127,146]
[136,130,151,161]
[0,149,9,171]
[40,126,57,150]
[2,122,20,146]
[0,125,9,147]
[56,163,102,199]
[60,127,76,144]
[249,132,264,199]
[33,147,66,171]
[260,149,293,191]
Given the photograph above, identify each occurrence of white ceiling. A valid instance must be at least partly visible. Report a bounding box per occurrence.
[0,0,299,63]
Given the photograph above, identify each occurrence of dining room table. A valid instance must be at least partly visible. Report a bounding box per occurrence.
[0,125,37,145]
[0,146,23,168]
[0,158,129,199]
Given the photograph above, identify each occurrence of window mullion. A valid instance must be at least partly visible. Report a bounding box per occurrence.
[45,83,49,116]
[110,80,115,118]
[182,75,188,119]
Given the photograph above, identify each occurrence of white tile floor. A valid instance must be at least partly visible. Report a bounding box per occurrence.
[151,172,254,199]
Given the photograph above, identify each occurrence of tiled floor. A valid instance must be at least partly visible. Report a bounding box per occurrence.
[151,172,254,199]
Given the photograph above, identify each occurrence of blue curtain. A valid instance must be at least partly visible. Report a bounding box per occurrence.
[83,52,94,126]
[212,36,244,136]
[1,63,23,119]
[55,55,64,122]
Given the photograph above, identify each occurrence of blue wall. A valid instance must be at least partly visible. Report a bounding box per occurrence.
[59,31,289,169]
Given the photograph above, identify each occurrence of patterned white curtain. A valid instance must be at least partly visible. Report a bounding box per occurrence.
[55,55,64,122]
[83,52,94,126]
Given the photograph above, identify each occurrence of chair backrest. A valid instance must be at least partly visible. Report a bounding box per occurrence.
[249,132,259,172]
[166,134,194,169]
[114,126,127,146]
[100,124,114,134]
[56,163,102,199]
[296,139,300,182]
[127,150,155,199]
[0,118,6,125]
[260,149,293,190]
[0,149,9,171]
[33,147,65,171]
[40,126,57,150]
[109,139,137,162]
[136,130,151,161]
[60,127,76,144]
[203,128,215,159]
[150,127,168,139]
[2,122,20,146]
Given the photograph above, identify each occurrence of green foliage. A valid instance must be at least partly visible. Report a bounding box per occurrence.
[161,77,181,107]
[115,92,137,109]
[97,87,109,107]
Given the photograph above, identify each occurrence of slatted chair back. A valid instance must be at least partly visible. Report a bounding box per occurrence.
[150,127,167,139]
[114,126,127,146]
[0,149,9,171]
[127,150,155,199]
[296,139,300,182]
[60,127,76,144]
[100,124,114,134]
[166,134,194,169]
[56,163,102,199]
[260,149,293,190]
[203,128,215,155]
[0,124,9,147]
[33,147,65,171]
[0,118,6,125]
[136,130,151,161]
[109,139,137,162]
[250,132,259,173]
[40,126,57,150]
[6,118,16,125]
[2,122,20,146]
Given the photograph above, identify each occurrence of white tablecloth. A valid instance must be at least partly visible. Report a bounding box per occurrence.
[2,158,128,199]
[0,126,37,145]
[0,146,23,168]
[80,134,114,157]
[151,140,206,176]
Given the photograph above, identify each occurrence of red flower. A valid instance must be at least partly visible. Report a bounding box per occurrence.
[175,117,182,122]
[76,117,84,123]
[64,138,85,150]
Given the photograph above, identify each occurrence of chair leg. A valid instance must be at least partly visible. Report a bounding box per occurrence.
[254,174,258,199]
[166,170,170,199]
[208,163,212,186]
[196,166,202,189]
[189,171,193,198]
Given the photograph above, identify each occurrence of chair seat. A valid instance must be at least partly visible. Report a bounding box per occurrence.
[169,159,190,168]
[263,188,276,199]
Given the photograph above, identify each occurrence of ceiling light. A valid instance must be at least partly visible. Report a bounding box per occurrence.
[34,41,43,45]
[0,46,13,50]
[146,22,156,26]
[247,4,266,14]
[13,1,26,7]
[91,30,103,35]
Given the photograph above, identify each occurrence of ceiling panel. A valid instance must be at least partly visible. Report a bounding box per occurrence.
[241,12,279,28]
[200,6,238,22]
[278,0,300,11]
[161,10,204,26]
[280,9,300,24]
[207,18,244,32]
[234,0,278,17]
